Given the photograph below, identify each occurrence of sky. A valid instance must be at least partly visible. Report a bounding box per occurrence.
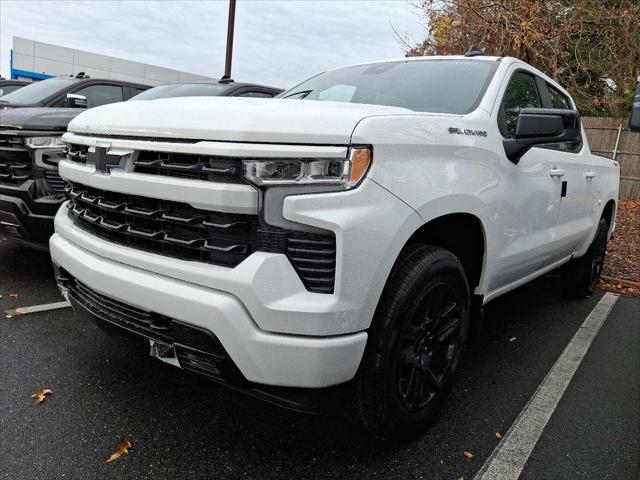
[0,0,426,89]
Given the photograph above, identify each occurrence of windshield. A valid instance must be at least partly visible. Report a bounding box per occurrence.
[130,83,229,101]
[279,59,498,114]
[0,77,76,104]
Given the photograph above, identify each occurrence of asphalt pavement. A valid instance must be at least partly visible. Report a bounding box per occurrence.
[1,237,638,480]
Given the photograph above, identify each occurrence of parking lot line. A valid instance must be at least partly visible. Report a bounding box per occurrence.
[4,300,71,317]
[474,292,620,480]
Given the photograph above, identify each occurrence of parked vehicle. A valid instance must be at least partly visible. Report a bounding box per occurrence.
[51,54,620,438]
[0,73,148,109]
[0,74,150,249]
[0,76,279,249]
[0,79,29,97]
[130,80,282,101]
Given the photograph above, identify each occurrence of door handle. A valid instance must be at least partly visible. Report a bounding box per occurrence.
[549,168,565,179]
[584,171,596,180]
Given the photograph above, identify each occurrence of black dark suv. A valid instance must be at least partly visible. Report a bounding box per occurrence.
[0,74,150,249]
[0,76,281,250]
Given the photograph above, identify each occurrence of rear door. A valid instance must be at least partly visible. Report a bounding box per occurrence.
[538,82,596,258]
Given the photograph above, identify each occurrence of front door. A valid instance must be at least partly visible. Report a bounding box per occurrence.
[489,69,565,291]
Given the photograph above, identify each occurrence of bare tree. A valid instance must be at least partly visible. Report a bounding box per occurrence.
[407,0,640,117]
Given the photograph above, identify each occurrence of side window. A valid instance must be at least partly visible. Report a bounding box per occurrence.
[74,84,124,108]
[547,84,570,109]
[499,72,542,138]
[544,83,581,153]
[236,91,274,98]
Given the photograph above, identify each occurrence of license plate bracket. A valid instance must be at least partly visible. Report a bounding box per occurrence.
[149,339,181,368]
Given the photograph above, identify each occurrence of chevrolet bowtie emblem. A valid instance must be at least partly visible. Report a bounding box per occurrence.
[87,145,122,173]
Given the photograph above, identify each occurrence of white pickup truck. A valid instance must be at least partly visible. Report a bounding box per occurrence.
[51,54,619,438]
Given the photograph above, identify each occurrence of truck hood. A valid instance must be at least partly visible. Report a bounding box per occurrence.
[67,97,415,144]
[0,107,81,132]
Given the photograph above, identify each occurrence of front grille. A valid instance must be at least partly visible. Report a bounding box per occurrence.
[66,182,337,293]
[66,183,260,268]
[0,136,31,185]
[133,151,244,183]
[66,144,244,183]
[66,144,88,163]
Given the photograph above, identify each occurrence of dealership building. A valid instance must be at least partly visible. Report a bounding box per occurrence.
[8,36,212,86]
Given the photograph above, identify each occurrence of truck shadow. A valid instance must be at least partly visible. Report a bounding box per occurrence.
[59,273,603,478]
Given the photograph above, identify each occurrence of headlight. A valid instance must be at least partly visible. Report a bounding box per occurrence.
[243,146,371,189]
[25,136,65,149]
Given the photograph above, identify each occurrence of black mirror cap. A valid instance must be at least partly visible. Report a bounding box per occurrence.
[629,82,640,133]
[504,108,581,163]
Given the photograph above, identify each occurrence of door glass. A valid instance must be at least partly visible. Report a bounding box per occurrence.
[545,83,581,152]
[500,72,541,137]
[547,85,570,109]
[74,84,124,108]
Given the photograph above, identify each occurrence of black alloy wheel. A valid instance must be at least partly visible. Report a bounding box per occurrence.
[395,282,464,412]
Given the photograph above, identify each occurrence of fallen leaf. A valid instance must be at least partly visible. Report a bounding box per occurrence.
[9,293,18,299]
[107,441,132,464]
[508,336,517,343]
[31,387,53,404]
[463,451,474,458]
[496,432,503,439]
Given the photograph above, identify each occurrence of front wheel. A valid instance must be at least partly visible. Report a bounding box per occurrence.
[351,245,470,439]
[562,218,609,297]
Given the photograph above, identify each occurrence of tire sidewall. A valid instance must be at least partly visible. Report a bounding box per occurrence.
[359,247,470,437]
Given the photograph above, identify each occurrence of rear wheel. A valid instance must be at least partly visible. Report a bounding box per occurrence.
[352,245,470,439]
[563,218,609,297]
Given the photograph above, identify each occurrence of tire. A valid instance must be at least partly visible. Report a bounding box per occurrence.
[562,218,609,298]
[351,245,470,440]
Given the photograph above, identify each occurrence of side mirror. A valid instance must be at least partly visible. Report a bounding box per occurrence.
[65,93,87,108]
[503,108,581,163]
[629,81,640,133]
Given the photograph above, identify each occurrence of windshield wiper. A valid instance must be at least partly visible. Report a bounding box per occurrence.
[283,90,313,99]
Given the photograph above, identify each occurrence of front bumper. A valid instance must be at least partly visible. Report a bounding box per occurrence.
[53,177,422,336]
[0,188,59,249]
[0,148,66,247]
[50,232,368,390]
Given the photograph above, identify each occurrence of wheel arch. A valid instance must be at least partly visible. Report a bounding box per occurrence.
[601,198,616,238]
[383,211,488,305]
[402,212,487,296]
